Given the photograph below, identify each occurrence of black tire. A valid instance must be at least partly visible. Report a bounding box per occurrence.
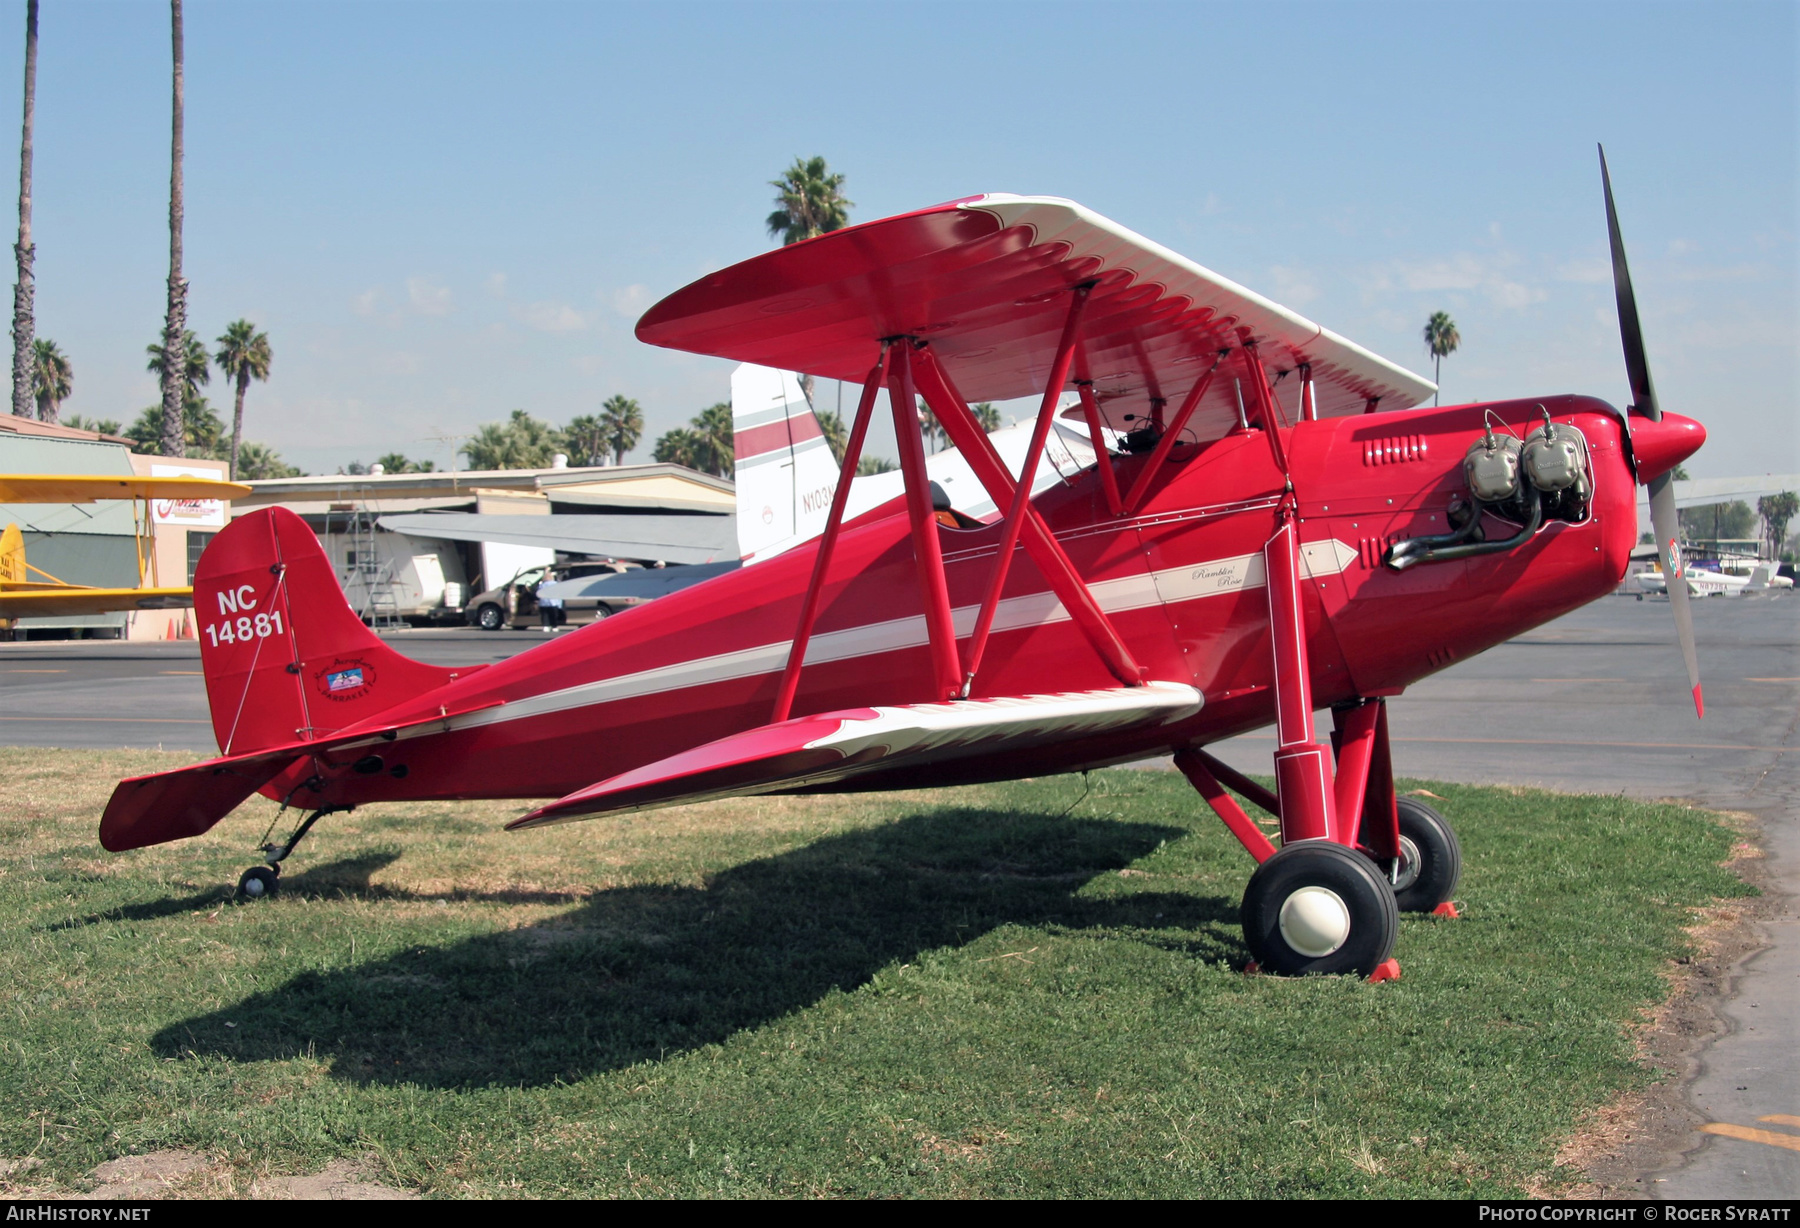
[1241,841,1398,977]
[237,865,279,900]
[475,603,504,631]
[1392,797,1461,913]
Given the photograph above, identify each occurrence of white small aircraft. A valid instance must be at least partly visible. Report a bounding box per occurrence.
[728,363,1106,563]
[1635,558,1792,598]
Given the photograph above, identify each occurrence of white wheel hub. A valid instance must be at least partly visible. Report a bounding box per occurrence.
[1278,886,1351,957]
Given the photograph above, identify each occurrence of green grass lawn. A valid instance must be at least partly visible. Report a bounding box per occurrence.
[0,748,1751,1198]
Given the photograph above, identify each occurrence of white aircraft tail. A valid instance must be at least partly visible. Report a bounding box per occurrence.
[730,363,1108,564]
[731,365,841,564]
[1745,562,1778,591]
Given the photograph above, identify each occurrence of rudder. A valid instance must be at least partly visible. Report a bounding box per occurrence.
[195,507,461,754]
[0,522,22,585]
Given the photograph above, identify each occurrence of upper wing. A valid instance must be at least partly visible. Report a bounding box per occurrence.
[508,682,1203,828]
[0,586,193,618]
[637,195,1434,446]
[0,474,250,503]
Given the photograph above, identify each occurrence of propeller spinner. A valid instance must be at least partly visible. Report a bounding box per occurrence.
[1601,145,1706,717]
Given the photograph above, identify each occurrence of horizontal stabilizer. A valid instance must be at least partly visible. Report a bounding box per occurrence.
[100,698,505,852]
[509,682,1202,829]
[101,746,307,852]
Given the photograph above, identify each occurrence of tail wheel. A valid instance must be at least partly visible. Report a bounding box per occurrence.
[1392,798,1462,913]
[236,864,279,900]
[1241,841,1398,977]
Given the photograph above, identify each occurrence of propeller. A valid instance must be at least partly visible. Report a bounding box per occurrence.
[1601,144,1703,718]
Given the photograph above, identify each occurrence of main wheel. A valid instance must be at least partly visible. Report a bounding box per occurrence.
[1241,841,1398,977]
[1392,797,1461,913]
[237,864,280,900]
[475,603,504,631]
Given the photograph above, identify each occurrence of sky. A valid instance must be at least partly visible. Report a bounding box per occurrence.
[2,0,1794,479]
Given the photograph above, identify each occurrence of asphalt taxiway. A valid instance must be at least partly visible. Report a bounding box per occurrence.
[2,594,1794,1196]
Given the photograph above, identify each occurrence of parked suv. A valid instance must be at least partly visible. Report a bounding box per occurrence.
[464,562,634,631]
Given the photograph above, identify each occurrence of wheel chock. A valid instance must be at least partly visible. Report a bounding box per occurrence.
[1367,958,1401,984]
[1431,901,1461,919]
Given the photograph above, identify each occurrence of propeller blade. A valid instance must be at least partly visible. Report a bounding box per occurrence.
[1600,144,1661,425]
[1647,472,1704,718]
[1605,145,1701,718]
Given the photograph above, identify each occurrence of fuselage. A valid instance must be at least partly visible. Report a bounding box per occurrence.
[265,395,1640,813]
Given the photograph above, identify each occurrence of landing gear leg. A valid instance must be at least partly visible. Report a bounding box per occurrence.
[235,805,350,900]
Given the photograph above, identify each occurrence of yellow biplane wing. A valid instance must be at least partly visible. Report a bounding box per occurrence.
[2,519,195,618]
[0,586,193,618]
[0,474,250,503]
[0,472,248,623]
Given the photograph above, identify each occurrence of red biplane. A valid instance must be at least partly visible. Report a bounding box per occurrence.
[100,152,1705,978]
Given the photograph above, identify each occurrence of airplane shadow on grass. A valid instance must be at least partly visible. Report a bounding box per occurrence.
[44,853,407,931]
[153,807,1244,1088]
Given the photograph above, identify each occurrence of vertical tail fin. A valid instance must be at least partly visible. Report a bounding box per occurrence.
[195,508,462,754]
[728,366,1111,561]
[0,522,22,585]
[731,364,842,563]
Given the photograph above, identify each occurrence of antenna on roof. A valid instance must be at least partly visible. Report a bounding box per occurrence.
[422,430,473,492]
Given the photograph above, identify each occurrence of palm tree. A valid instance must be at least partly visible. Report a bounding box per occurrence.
[146,329,208,400]
[62,413,121,436]
[460,410,563,470]
[652,426,700,470]
[125,396,221,456]
[766,156,852,246]
[234,439,302,479]
[767,157,851,406]
[1423,312,1460,406]
[857,456,897,476]
[214,319,271,481]
[816,408,847,465]
[158,0,188,456]
[691,402,733,477]
[597,394,643,466]
[1759,492,1797,560]
[373,452,434,474]
[562,414,608,467]
[10,0,37,418]
[29,337,68,422]
[971,401,1001,432]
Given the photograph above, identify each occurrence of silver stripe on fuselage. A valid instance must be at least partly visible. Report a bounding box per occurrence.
[419,539,1357,740]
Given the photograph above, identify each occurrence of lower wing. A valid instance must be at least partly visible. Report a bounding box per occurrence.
[509,682,1203,828]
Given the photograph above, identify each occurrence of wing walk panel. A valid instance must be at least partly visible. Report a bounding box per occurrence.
[509,682,1203,827]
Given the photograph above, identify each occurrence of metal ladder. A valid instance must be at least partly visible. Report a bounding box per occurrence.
[347,505,403,629]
